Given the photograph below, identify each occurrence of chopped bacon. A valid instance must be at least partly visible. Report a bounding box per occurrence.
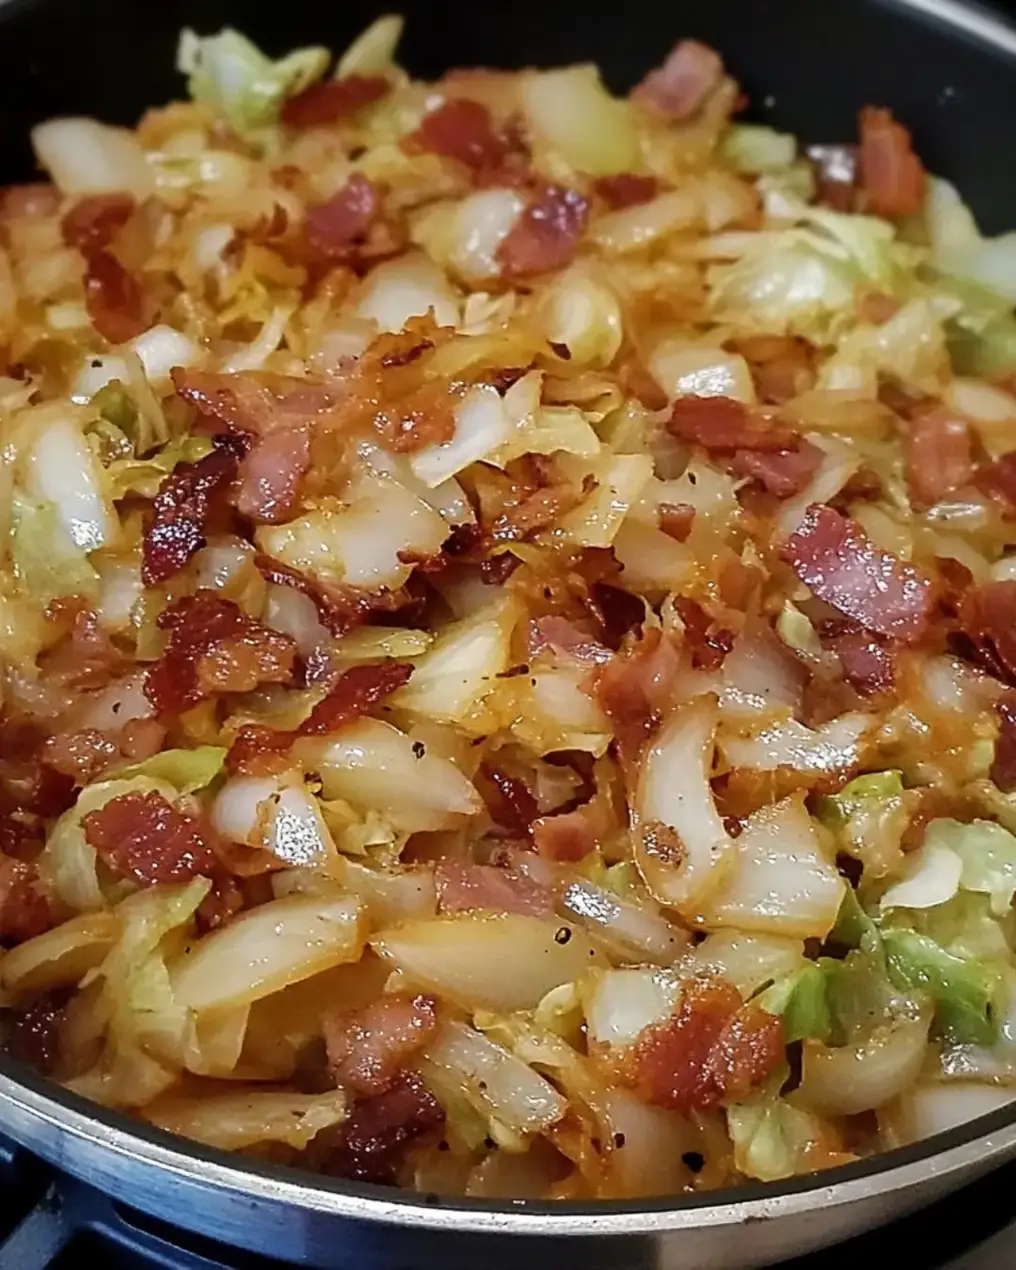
[0,184,59,221]
[975,451,1016,518]
[435,860,554,918]
[528,615,613,666]
[587,582,647,650]
[628,977,783,1114]
[324,993,438,1096]
[281,75,391,128]
[476,763,540,835]
[658,502,696,542]
[304,173,380,256]
[82,790,219,887]
[490,483,582,541]
[61,193,135,251]
[532,808,597,862]
[0,855,55,944]
[595,626,681,761]
[142,439,244,586]
[84,249,147,344]
[119,717,168,761]
[226,660,414,771]
[411,98,508,171]
[42,728,117,785]
[172,368,339,439]
[858,106,926,219]
[326,1071,445,1185]
[253,553,405,637]
[594,173,661,209]
[196,875,245,932]
[825,627,895,696]
[619,360,670,412]
[42,601,126,690]
[958,582,1016,686]
[3,993,66,1074]
[780,504,933,644]
[633,39,724,121]
[903,409,973,508]
[672,597,735,671]
[234,426,311,524]
[497,185,588,278]
[730,441,823,497]
[667,395,800,453]
[144,592,298,715]
[807,143,859,212]
[992,695,1016,793]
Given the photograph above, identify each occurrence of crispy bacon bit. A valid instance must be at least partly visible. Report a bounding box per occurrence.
[281,75,391,128]
[3,993,66,1074]
[497,185,588,278]
[490,483,582,541]
[305,173,380,256]
[975,451,1016,518]
[477,763,540,835]
[42,728,117,786]
[826,627,895,696]
[145,592,298,715]
[324,993,438,1096]
[634,39,724,121]
[858,106,926,219]
[234,426,311,524]
[172,368,339,438]
[435,861,554,918]
[253,553,404,637]
[667,395,800,453]
[196,876,245,932]
[903,409,973,508]
[807,144,859,212]
[61,192,135,251]
[587,582,647,651]
[958,582,1016,686]
[672,597,735,671]
[528,615,613,666]
[42,601,126,690]
[0,855,54,944]
[412,98,508,170]
[84,249,146,344]
[532,809,597,862]
[619,360,670,412]
[731,441,823,498]
[326,1071,445,1185]
[594,173,661,209]
[781,504,933,644]
[596,626,681,761]
[0,183,59,221]
[992,695,1016,793]
[629,977,783,1113]
[82,790,219,887]
[142,440,243,586]
[227,660,414,771]
[658,502,696,542]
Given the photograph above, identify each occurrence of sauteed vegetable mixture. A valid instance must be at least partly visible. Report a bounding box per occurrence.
[2,17,1016,1198]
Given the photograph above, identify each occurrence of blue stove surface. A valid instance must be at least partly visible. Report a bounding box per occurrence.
[0,1132,1011,1270]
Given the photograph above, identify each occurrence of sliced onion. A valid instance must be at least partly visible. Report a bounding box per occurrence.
[25,407,116,553]
[410,384,511,488]
[538,264,623,368]
[510,665,612,756]
[356,251,460,333]
[591,190,700,255]
[77,671,154,731]
[373,913,604,1013]
[1,910,119,995]
[696,796,845,939]
[304,718,483,833]
[648,340,755,404]
[880,841,962,911]
[520,65,638,176]
[130,325,203,384]
[892,1083,1016,1144]
[559,879,688,965]
[775,435,859,537]
[612,520,694,592]
[423,1020,566,1136]
[683,931,805,997]
[95,557,143,632]
[583,968,679,1047]
[720,626,807,721]
[262,782,337,869]
[170,895,366,1014]
[262,583,329,657]
[601,1089,698,1197]
[211,774,287,846]
[797,1007,932,1116]
[719,711,872,774]
[634,696,733,912]
[32,117,154,197]
[145,1088,347,1150]
[448,188,526,283]
[332,856,437,926]
[554,454,654,548]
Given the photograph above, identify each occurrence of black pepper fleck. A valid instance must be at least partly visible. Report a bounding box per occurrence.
[682,1151,705,1174]
[613,1132,626,1149]
[412,740,426,759]
[554,927,572,945]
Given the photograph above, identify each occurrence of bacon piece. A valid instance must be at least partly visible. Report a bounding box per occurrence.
[858,106,926,219]
[196,876,245,932]
[975,451,1016,518]
[281,75,391,128]
[61,192,135,251]
[634,39,724,121]
[476,763,540,835]
[412,98,507,170]
[145,592,298,715]
[172,368,339,439]
[42,728,118,785]
[119,717,168,761]
[667,395,800,453]
[629,977,783,1114]
[226,660,414,771]
[324,993,438,1096]
[326,1071,445,1185]
[3,993,66,1074]
[528,615,612,666]
[958,582,1016,686]
[0,855,54,944]
[435,861,554,918]
[594,173,661,209]
[658,502,696,542]
[672,597,735,671]
[142,439,244,586]
[730,441,822,497]
[84,249,146,344]
[595,626,681,762]
[42,601,126,690]
[305,173,380,257]
[0,184,59,221]
[619,360,670,412]
[992,695,1016,793]
[532,808,597,862]
[903,409,972,508]
[234,426,311,524]
[82,790,219,887]
[825,627,895,696]
[489,483,582,541]
[253,553,405,637]
[497,185,588,278]
[780,504,932,644]
[807,144,859,213]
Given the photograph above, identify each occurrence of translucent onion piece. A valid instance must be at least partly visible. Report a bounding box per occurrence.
[521,66,639,177]
[356,251,460,333]
[775,436,859,537]
[601,1089,698,1197]
[145,1088,347,1150]
[1,910,119,995]
[880,840,963,912]
[891,1082,1016,1144]
[32,117,154,197]
[797,1007,932,1116]
[583,968,680,1048]
[25,409,116,553]
[130,325,204,384]
[554,454,654,548]
[559,879,688,965]
[373,913,604,1013]
[696,796,845,939]
[538,265,623,368]
[170,895,366,1013]
[634,697,733,912]
[648,341,756,404]
[591,190,700,255]
[683,931,806,997]
[448,189,526,283]
[719,712,872,774]
[410,384,512,488]
[332,857,437,926]
[720,626,807,721]
[211,774,286,846]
